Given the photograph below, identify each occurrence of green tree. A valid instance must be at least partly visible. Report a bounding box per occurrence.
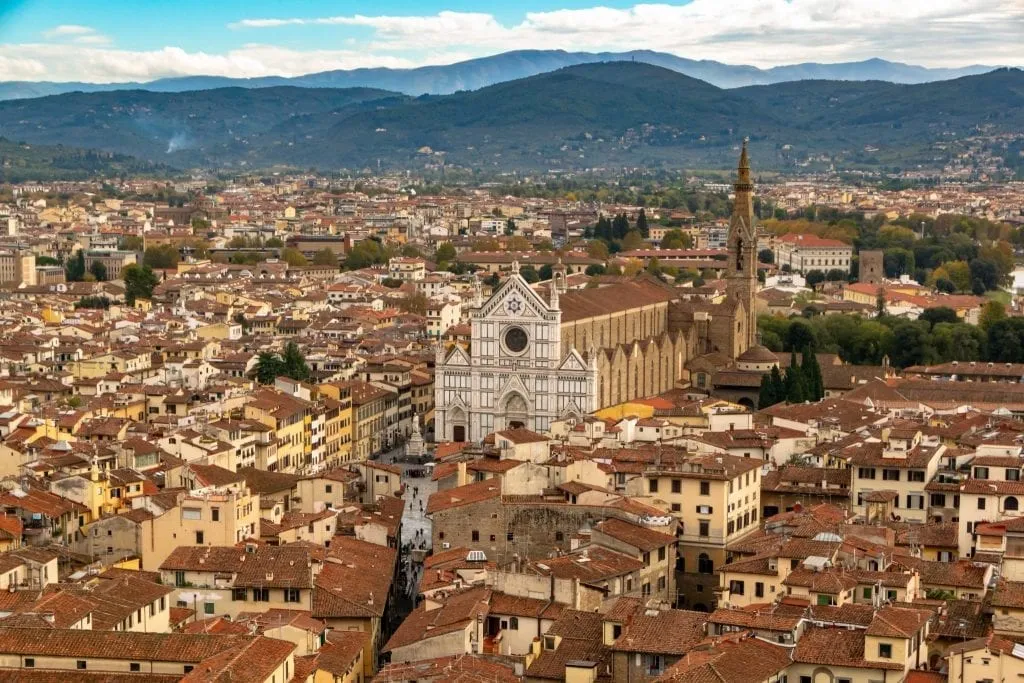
[265,237,284,248]
[281,342,310,381]
[253,351,285,385]
[345,240,388,270]
[505,218,516,236]
[769,365,786,403]
[636,208,649,238]
[280,247,308,267]
[312,248,338,266]
[785,320,815,352]
[119,235,144,251]
[801,346,824,401]
[758,373,777,410]
[398,292,429,315]
[539,264,553,280]
[65,249,86,282]
[585,264,606,276]
[758,248,774,264]
[587,240,610,260]
[88,261,108,282]
[660,230,687,249]
[919,307,959,328]
[620,231,644,252]
[784,354,808,404]
[435,242,456,267]
[980,300,1007,331]
[143,244,180,270]
[122,264,159,305]
[519,265,540,283]
[805,270,825,287]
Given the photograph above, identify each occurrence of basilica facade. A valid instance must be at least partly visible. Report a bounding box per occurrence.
[434,268,597,443]
[434,142,761,442]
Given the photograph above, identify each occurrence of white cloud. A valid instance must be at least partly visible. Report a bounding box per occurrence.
[42,24,112,46]
[42,24,95,37]
[5,1,1023,83]
[231,0,1024,68]
[0,43,439,83]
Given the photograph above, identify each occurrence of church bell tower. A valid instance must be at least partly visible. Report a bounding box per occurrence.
[727,139,758,354]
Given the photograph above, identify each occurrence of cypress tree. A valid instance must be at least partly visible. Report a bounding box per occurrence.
[769,365,785,402]
[636,208,649,238]
[802,345,825,401]
[758,373,776,409]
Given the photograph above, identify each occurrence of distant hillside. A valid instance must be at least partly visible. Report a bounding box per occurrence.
[0,50,998,101]
[0,63,1022,175]
[0,137,169,182]
[0,86,402,168]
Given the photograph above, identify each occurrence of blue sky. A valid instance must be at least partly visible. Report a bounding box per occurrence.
[0,0,1021,82]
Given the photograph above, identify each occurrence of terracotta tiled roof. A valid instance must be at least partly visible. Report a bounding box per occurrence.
[374,654,521,682]
[595,518,676,553]
[656,634,792,682]
[612,609,708,655]
[793,626,903,670]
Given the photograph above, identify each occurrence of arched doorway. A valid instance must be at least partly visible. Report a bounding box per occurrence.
[449,407,467,442]
[502,392,529,430]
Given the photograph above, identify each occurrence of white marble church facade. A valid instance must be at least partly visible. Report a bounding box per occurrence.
[434,267,597,443]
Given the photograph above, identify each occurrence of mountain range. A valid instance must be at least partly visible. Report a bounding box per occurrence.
[1,62,1022,176]
[0,50,998,101]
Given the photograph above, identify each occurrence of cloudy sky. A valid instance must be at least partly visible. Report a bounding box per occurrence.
[0,0,1022,82]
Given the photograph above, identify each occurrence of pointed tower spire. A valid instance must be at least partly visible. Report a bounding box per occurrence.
[736,137,752,190]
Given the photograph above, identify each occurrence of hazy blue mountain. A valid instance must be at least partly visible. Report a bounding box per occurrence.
[0,50,998,101]
[0,63,1020,174]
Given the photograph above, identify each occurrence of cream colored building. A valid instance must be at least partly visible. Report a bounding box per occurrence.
[626,452,762,611]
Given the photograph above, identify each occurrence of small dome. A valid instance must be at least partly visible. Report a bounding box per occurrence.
[737,345,777,363]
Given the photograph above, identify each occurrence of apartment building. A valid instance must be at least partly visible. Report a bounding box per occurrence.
[160,544,317,620]
[628,452,762,611]
[849,427,945,524]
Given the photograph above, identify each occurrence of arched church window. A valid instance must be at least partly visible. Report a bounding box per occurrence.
[736,239,743,270]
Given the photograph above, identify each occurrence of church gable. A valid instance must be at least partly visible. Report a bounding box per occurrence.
[558,350,587,372]
[479,273,550,320]
[443,345,471,366]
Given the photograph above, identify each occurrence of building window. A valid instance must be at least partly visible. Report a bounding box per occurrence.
[174,571,186,587]
[507,532,514,542]
[232,588,247,601]
[253,588,270,602]
[649,479,659,493]
[698,553,713,574]
[700,481,710,496]
[978,498,987,510]
[975,467,989,480]
[755,582,765,597]
[882,469,900,481]
[858,468,876,480]
[284,588,300,603]
[730,580,745,595]
[878,643,892,658]
[699,521,709,537]
[24,658,34,668]
[211,508,220,522]
[195,531,204,544]
[509,616,519,630]
[204,602,215,615]
[696,505,713,514]
[671,503,681,512]
[863,587,872,599]
[471,530,479,542]
[671,479,681,494]
[1007,497,1020,511]
[77,661,87,670]
[1008,470,1021,482]
[555,531,564,542]
[130,663,141,672]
